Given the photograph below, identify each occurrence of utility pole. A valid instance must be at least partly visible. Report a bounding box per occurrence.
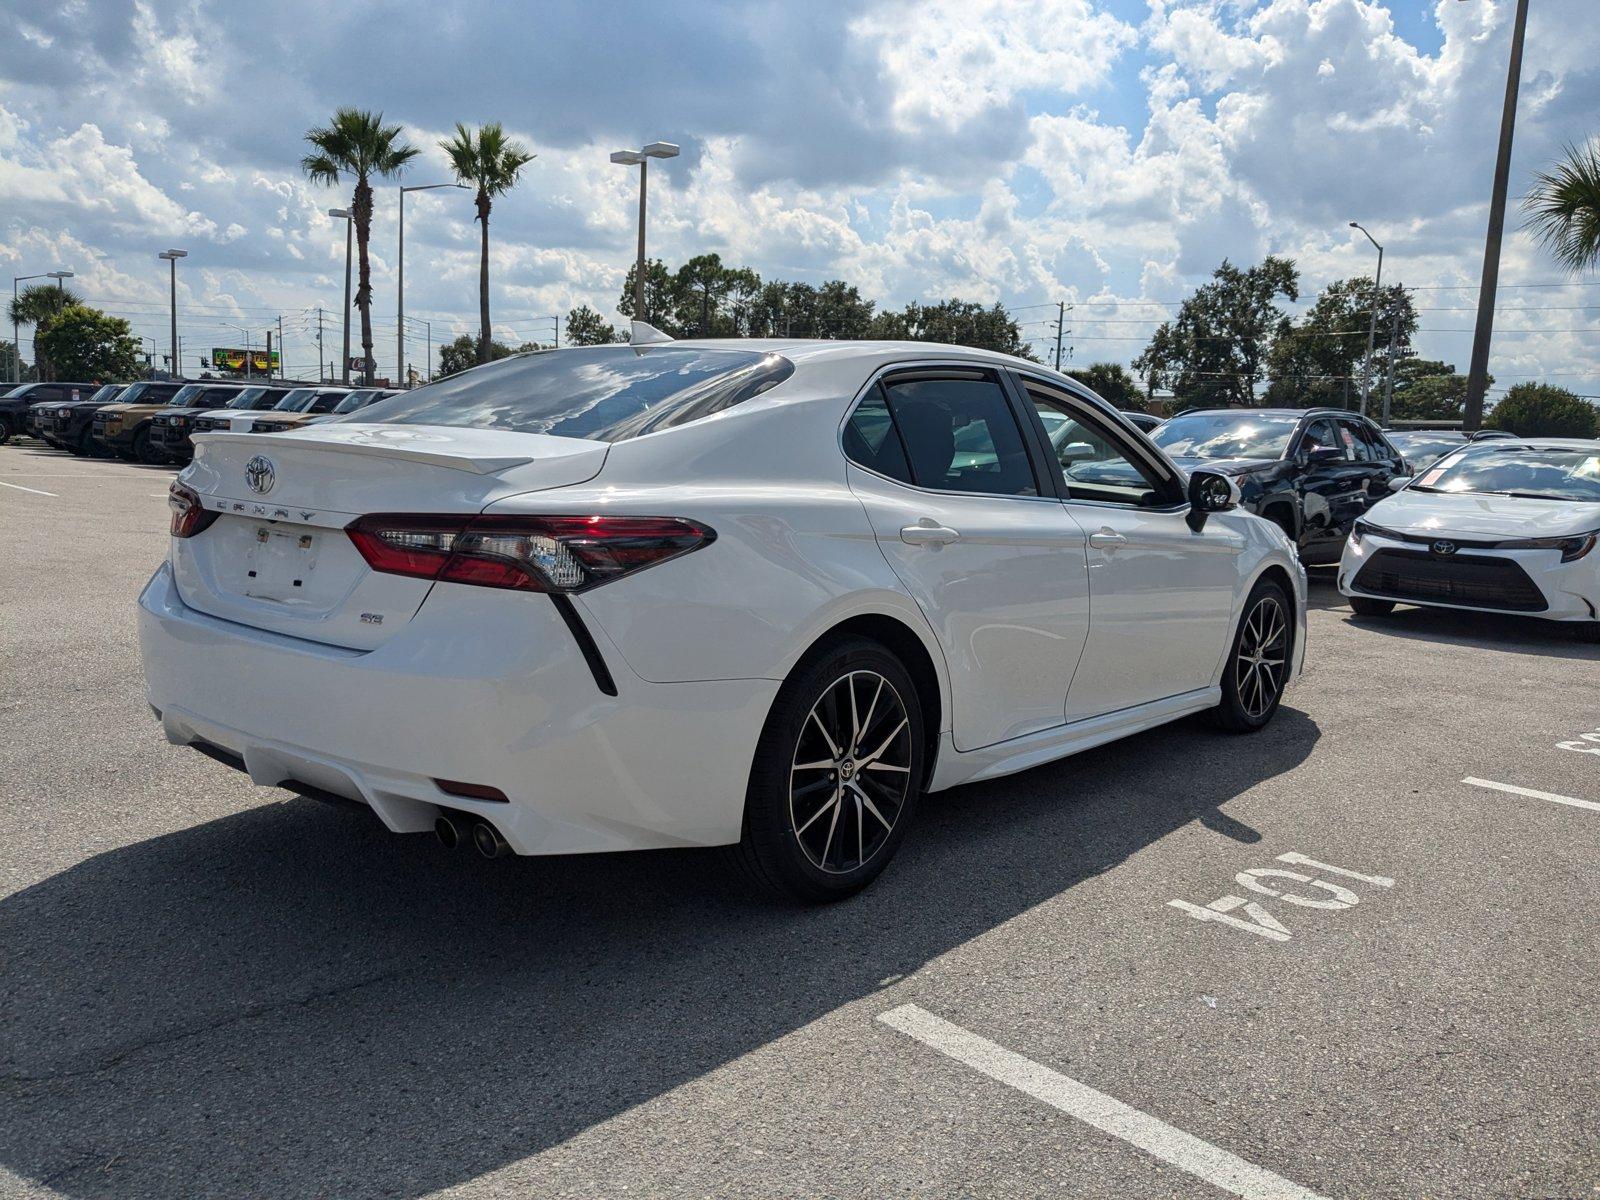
[277,315,284,381]
[1463,0,1530,432]
[316,307,325,382]
[265,330,272,380]
[1381,297,1401,428]
[1051,301,1073,371]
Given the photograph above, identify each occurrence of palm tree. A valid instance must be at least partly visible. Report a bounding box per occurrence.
[302,109,419,384]
[1522,139,1600,272]
[9,282,83,381]
[440,122,535,363]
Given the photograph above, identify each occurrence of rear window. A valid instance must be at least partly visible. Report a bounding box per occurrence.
[343,345,795,441]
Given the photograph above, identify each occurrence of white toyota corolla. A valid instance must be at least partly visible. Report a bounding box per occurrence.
[140,334,1305,900]
[1340,437,1600,640]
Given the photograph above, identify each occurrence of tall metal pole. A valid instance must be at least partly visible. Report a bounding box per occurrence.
[397,186,405,389]
[317,307,325,382]
[10,279,17,384]
[634,159,649,322]
[168,256,179,378]
[277,316,284,381]
[1463,0,1529,433]
[1053,301,1065,371]
[1358,242,1383,416]
[1381,297,1401,428]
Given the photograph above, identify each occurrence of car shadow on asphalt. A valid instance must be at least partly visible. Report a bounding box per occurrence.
[0,708,1318,1197]
[1305,568,1600,660]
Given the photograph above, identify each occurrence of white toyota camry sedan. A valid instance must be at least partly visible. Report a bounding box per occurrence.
[140,335,1305,901]
[1339,436,1600,640]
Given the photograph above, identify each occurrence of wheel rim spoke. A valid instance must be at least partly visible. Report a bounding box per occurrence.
[790,669,911,874]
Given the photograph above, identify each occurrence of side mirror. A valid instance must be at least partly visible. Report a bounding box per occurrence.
[1305,446,1343,465]
[1186,469,1240,532]
[1384,474,1413,493]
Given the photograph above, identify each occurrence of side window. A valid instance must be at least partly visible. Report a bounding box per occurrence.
[1355,422,1393,463]
[1339,421,1372,462]
[1026,389,1166,507]
[1300,419,1342,458]
[842,390,913,485]
[880,375,1037,497]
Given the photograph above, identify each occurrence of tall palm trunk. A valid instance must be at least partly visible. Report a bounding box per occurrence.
[353,177,376,385]
[476,187,492,364]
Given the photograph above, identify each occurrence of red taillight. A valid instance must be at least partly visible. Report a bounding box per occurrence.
[168,481,218,539]
[345,513,715,593]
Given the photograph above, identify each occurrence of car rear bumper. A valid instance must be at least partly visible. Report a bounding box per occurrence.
[1338,533,1599,622]
[138,563,776,855]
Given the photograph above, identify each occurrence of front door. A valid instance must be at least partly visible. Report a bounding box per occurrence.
[1016,379,1244,720]
[843,368,1092,752]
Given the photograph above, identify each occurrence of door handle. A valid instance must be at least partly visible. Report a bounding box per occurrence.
[1088,529,1128,548]
[900,521,961,546]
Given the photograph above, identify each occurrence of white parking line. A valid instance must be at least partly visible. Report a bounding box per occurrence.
[1462,777,1600,814]
[0,480,58,496]
[878,1004,1329,1200]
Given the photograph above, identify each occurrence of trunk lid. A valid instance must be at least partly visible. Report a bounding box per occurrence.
[172,423,609,649]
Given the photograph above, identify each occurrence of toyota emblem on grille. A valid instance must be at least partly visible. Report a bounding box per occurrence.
[244,455,276,495]
[1430,539,1457,557]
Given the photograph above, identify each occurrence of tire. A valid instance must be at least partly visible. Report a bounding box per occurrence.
[1348,595,1395,617]
[730,637,925,903]
[0,416,12,445]
[1211,578,1293,734]
[72,427,93,456]
[133,427,165,465]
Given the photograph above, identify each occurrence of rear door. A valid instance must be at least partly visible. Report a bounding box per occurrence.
[1014,377,1243,718]
[844,366,1091,752]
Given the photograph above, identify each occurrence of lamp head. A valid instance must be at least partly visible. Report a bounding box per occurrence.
[610,151,646,165]
[328,207,351,219]
[642,142,680,159]
[47,270,74,279]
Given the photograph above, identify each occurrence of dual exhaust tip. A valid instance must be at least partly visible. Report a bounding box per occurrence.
[435,812,510,859]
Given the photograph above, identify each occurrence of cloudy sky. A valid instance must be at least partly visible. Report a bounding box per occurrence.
[1,0,1596,396]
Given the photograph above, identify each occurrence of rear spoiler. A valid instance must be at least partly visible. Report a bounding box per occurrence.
[192,426,606,477]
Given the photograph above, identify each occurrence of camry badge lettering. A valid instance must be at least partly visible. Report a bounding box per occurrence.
[360,612,384,625]
[244,455,276,495]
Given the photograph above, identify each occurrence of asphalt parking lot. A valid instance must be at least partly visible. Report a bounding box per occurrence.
[2,441,1597,1200]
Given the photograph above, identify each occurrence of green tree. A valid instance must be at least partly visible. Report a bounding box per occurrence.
[1067,362,1144,409]
[1384,359,1475,422]
[33,305,141,382]
[437,333,517,378]
[871,299,1034,357]
[440,122,537,364]
[1135,257,1299,408]
[1,340,37,383]
[564,305,620,345]
[1522,139,1600,272]
[1486,382,1598,437]
[617,258,679,331]
[8,282,84,380]
[302,108,420,384]
[1266,278,1416,408]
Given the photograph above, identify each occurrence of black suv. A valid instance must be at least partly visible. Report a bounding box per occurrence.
[36,383,129,452]
[0,381,99,443]
[1151,407,1408,563]
[147,381,253,461]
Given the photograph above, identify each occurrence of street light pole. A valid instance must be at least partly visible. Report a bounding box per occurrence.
[1349,222,1384,416]
[1462,0,1530,432]
[398,182,467,389]
[610,142,679,324]
[329,209,353,384]
[10,270,75,383]
[158,251,186,380]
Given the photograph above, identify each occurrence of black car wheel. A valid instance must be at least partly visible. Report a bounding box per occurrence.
[0,415,12,445]
[732,636,924,903]
[1212,578,1292,733]
[133,428,165,465]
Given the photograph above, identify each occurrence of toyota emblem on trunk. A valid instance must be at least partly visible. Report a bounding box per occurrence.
[1430,539,1457,557]
[245,455,276,495]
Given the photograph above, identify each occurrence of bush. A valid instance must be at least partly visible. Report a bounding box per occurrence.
[1485,383,1598,438]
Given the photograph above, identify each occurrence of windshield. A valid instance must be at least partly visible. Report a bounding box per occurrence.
[117,382,153,405]
[1,386,27,399]
[169,385,206,406]
[303,390,348,413]
[227,387,268,409]
[1151,412,1302,461]
[344,345,795,441]
[332,389,381,414]
[273,389,316,412]
[86,385,123,404]
[1412,445,1600,502]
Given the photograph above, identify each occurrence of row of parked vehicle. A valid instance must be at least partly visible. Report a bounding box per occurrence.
[0,378,398,463]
